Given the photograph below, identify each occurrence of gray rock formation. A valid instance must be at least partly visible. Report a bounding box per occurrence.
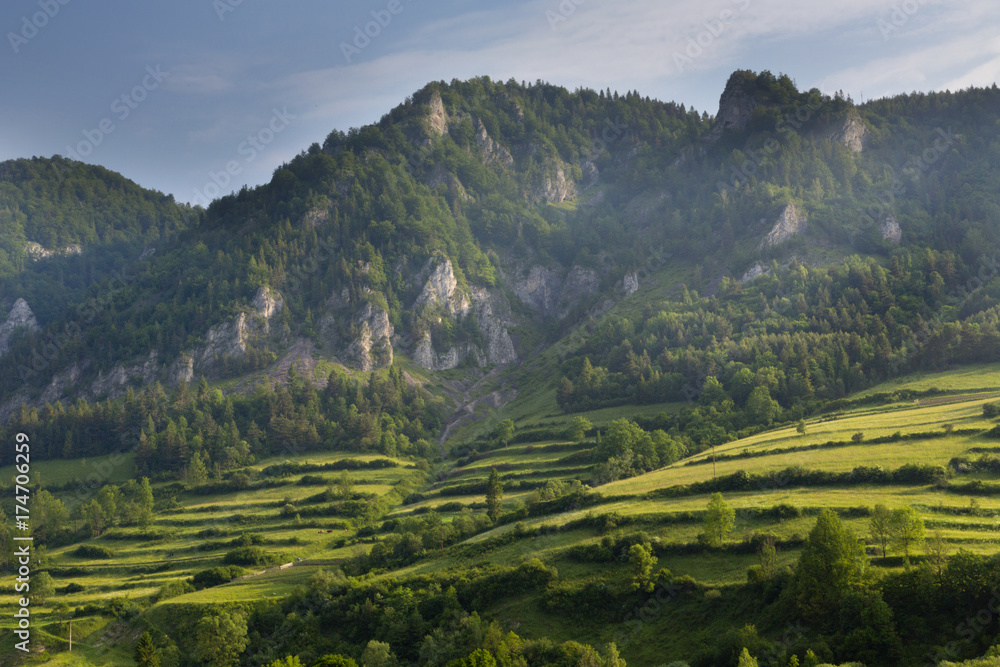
[90,351,160,399]
[345,303,394,372]
[195,286,282,369]
[471,287,517,365]
[509,266,563,316]
[623,272,639,296]
[760,203,806,249]
[536,165,576,203]
[414,257,471,317]
[829,110,869,153]
[559,266,600,317]
[25,242,83,261]
[426,92,448,137]
[0,299,40,356]
[474,118,514,168]
[740,263,769,283]
[880,214,902,244]
[709,78,760,140]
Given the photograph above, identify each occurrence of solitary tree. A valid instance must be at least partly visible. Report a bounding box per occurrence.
[794,509,867,618]
[31,572,55,606]
[186,451,209,487]
[496,419,515,449]
[629,542,657,592]
[703,492,735,547]
[796,419,807,435]
[486,468,503,522]
[134,631,161,667]
[869,504,893,559]
[890,506,925,567]
[566,416,592,443]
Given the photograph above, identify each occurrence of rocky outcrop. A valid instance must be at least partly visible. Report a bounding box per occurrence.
[0,299,40,356]
[536,165,576,203]
[413,333,484,372]
[170,354,195,385]
[509,266,563,317]
[760,203,806,249]
[559,266,600,317]
[25,242,82,261]
[508,264,603,318]
[89,351,160,399]
[709,75,760,140]
[39,362,83,405]
[474,119,514,168]
[829,110,869,153]
[414,257,471,317]
[426,92,449,137]
[623,272,639,296]
[345,303,394,372]
[740,263,769,283]
[195,286,282,369]
[471,287,517,365]
[880,214,902,244]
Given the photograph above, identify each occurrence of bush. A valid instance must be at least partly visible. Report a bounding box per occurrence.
[191,565,248,589]
[223,546,280,567]
[63,582,85,593]
[73,544,115,559]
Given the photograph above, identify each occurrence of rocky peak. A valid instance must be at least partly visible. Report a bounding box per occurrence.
[426,92,449,137]
[0,298,40,356]
[709,73,761,139]
[760,203,806,249]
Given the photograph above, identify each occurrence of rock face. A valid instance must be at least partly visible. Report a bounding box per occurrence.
[559,266,600,317]
[346,303,394,372]
[760,203,806,249]
[25,242,83,261]
[0,299,40,356]
[829,110,869,153]
[623,272,639,296]
[880,214,902,244]
[415,257,471,317]
[89,351,160,399]
[536,165,576,203]
[471,287,516,365]
[474,119,514,168]
[508,264,602,318]
[740,263,769,283]
[196,286,283,370]
[709,76,760,140]
[426,92,449,137]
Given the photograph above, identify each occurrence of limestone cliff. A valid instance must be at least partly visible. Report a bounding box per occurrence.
[195,286,283,370]
[0,299,40,356]
[760,203,806,249]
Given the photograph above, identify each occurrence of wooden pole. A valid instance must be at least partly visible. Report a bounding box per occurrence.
[69,618,72,652]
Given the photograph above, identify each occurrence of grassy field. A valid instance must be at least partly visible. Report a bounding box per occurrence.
[10,363,1000,663]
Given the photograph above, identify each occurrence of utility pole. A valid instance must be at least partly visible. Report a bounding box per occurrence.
[69,617,72,652]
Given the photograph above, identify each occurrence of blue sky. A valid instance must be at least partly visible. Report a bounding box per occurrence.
[2,0,999,204]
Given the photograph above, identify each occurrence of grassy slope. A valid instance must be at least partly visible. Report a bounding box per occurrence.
[10,363,1000,664]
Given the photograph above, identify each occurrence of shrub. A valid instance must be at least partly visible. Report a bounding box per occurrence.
[73,544,115,559]
[192,565,248,589]
[223,546,279,567]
